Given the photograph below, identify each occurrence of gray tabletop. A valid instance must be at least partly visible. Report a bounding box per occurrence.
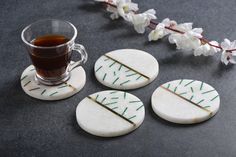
[1,0,236,156]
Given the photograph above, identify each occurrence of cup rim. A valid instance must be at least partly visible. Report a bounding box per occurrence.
[21,19,77,49]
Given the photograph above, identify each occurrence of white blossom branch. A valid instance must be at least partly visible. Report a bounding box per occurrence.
[95,0,236,65]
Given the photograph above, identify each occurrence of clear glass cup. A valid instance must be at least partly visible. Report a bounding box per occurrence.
[21,19,88,85]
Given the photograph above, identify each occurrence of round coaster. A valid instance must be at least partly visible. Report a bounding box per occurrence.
[151,79,220,124]
[94,49,159,90]
[21,64,86,101]
[76,90,145,137]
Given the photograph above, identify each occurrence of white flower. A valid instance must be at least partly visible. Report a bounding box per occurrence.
[104,0,139,20]
[148,23,165,41]
[194,41,220,56]
[220,39,236,65]
[162,18,177,27]
[128,9,157,33]
[148,18,177,41]
[117,0,138,20]
[161,18,177,33]
[168,23,203,51]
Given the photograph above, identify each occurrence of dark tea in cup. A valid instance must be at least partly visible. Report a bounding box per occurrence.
[21,19,88,85]
[30,35,71,78]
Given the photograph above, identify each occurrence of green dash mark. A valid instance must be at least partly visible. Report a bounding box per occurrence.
[136,75,142,80]
[197,99,204,104]
[101,97,106,103]
[41,89,46,95]
[120,80,130,86]
[21,75,28,81]
[49,91,58,96]
[109,61,116,67]
[190,87,194,93]
[95,94,99,101]
[200,82,204,90]
[128,115,136,120]
[24,81,31,87]
[179,79,183,85]
[112,77,120,84]
[202,89,215,94]
[58,85,67,89]
[125,69,131,72]
[121,107,128,116]
[126,73,137,77]
[111,97,119,100]
[136,105,144,111]
[118,64,122,71]
[124,92,127,99]
[129,100,141,103]
[110,91,118,94]
[211,95,219,101]
[95,66,103,72]
[111,106,118,110]
[104,102,117,105]
[113,71,116,76]
[204,106,210,108]
[190,95,194,101]
[104,58,110,61]
[179,92,187,95]
[102,73,107,81]
[29,87,40,91]
[174,86,178,92]
[166,84,170,89]
[184,80,195,87]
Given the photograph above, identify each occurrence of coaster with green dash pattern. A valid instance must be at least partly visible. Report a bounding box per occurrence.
[76,90,145,137]
[151,79,220,124]
[21,64,86,101]
[94,49,159,90]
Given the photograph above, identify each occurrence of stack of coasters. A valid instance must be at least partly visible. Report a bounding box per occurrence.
[151,79,220,124]
[76,90,145,137]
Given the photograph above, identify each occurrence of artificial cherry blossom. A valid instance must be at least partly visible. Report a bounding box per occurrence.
[194,41,220,56]
[127,9,157,33]
[220,39,236,65]
[148,18,177,41]
[117,0,139,20]
[168,23,203,51]
[95,0,236,65]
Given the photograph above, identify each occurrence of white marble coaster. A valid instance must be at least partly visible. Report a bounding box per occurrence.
[151,79,220,124]
[21,64,86,101]
[94,49,159,90]
[76,90,145,137]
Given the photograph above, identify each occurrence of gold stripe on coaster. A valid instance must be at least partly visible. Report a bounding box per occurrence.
[104,54,150,80]
[87,96,136,126]
[160,86,212,115]
[65,82,77,91]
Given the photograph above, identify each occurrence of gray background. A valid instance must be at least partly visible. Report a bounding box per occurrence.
[1,0,236,156]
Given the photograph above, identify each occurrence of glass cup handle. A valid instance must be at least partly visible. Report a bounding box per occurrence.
[69,43,88,72]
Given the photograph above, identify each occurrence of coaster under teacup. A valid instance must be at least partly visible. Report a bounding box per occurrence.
[21,64,86,101]
[151,79,220,124]
[76,90,145,137]
[94,49,159,90]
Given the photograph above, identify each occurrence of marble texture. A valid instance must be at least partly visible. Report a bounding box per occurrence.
[151,79,220,124]
[76,90,145,137]
[94,49,159,90]
[21,65,86,101]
